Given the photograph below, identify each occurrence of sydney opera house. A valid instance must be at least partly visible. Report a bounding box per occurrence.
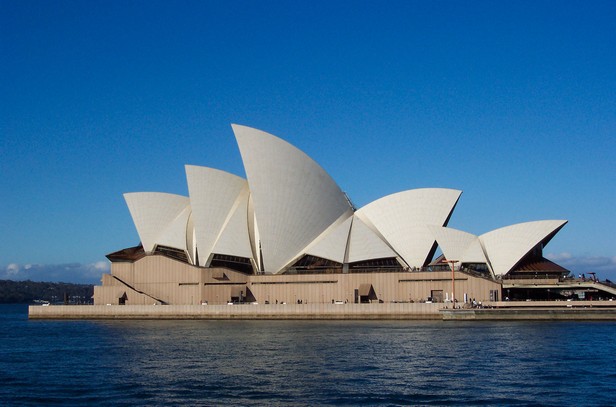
[93,125,612,307]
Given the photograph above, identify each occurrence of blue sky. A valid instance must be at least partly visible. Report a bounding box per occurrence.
[1,0,615,284]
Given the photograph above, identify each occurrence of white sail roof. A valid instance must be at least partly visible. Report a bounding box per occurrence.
[479,220,568,276]
[305,213,354,264]
[356,188,461,268]
[210,185,253,260]
[124,192,190,253]
[428,226,488,265]
[185,165,248,266]
[155,205,191,253]
[233,124,352,273]
[346,216,398,263]
[119,125,570,280]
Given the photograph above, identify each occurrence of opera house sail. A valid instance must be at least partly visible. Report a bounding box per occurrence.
[95,124,608,307]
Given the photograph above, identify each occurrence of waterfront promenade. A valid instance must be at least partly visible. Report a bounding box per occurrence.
[28,302,442,320]
[29,300,616,320]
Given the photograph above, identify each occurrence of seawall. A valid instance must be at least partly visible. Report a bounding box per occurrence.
[28,303,442,320]
[29,301,616,321]
[441,307,616,320]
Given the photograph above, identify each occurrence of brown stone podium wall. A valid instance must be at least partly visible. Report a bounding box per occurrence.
[94,255,501,306]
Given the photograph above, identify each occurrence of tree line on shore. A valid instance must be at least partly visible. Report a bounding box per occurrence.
[0,280,94,304]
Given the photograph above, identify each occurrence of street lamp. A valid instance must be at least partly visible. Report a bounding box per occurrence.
[448,260,459,309]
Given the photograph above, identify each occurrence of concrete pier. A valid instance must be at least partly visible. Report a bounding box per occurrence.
[441,307,616,320]
[29,301,616,321]
[28,303,442,320]
[441,300,616,320]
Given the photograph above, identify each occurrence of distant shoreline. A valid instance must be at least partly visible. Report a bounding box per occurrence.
[0,280,93,304]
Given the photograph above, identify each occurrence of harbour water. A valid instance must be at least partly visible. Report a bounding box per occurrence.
[2,304,615,406]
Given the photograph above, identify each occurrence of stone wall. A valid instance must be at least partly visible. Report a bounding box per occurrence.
[29,303,442,320]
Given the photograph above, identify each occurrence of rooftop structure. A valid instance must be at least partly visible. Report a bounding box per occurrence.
[115,124,566,278]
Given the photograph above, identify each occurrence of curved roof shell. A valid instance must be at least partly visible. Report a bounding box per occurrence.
[123,192,190,253]
[428,226,488,269]
[233,124,352,273]
[119,125,570,279]
[479,220,567,276]
[304,212,354,264]
[185,165,249,266]
[210,185,253,261]
[356,188,462,268]
[346,216,399,263]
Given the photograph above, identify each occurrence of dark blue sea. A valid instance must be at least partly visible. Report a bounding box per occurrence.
[1,304,615,406]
